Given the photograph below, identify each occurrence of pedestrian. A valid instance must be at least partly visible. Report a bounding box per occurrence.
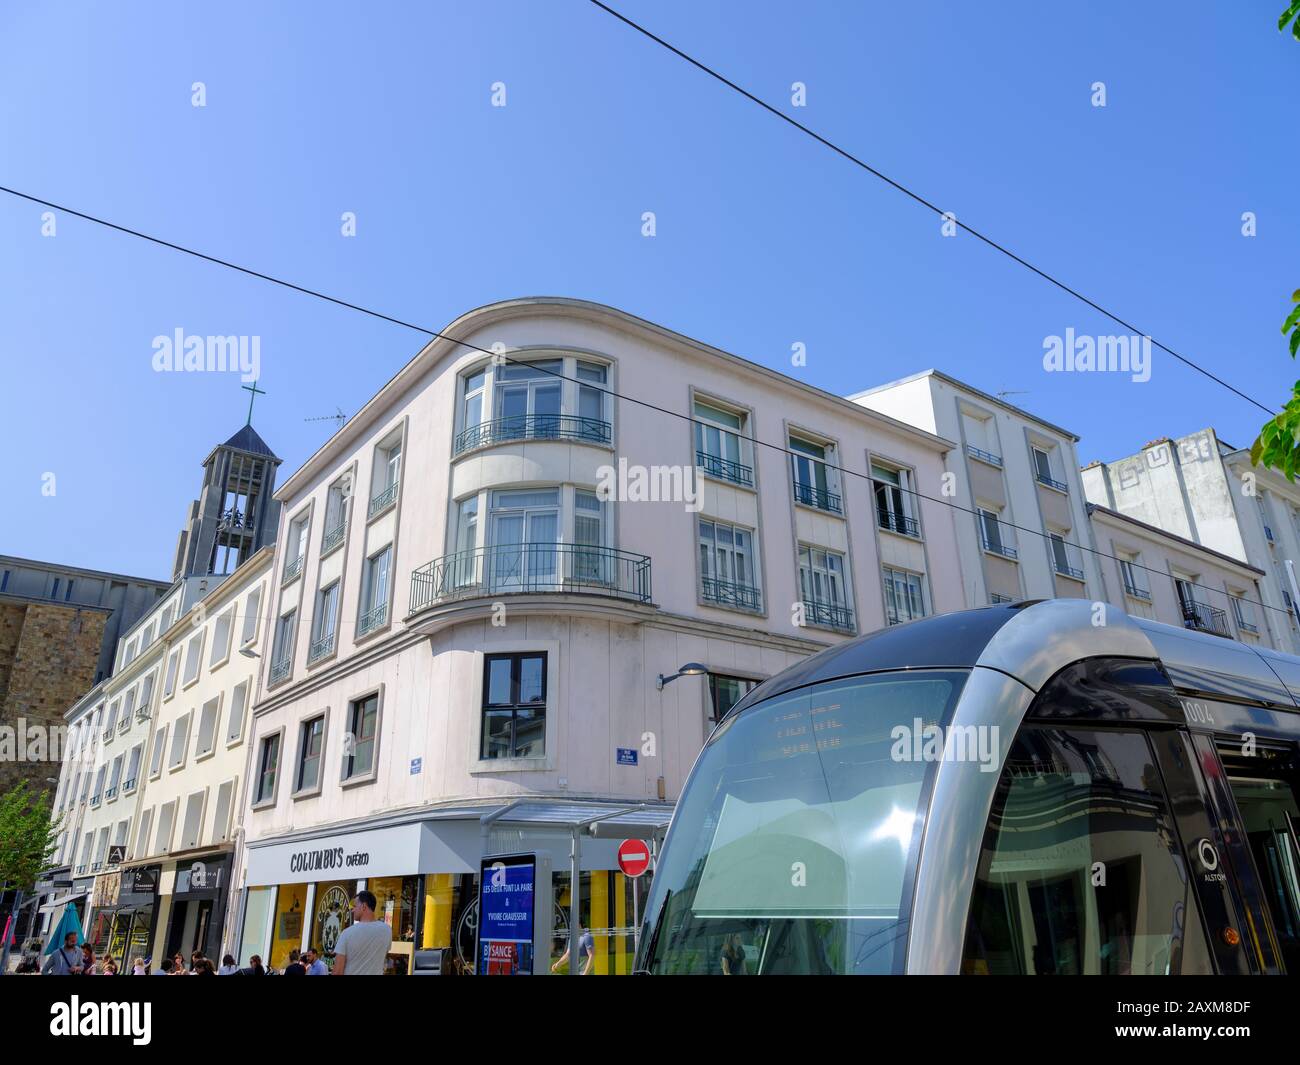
[303,947,328,976]
[283,949,306,976]
[330,891,392,975]
[79,944,95,974]
[153,958,172,975]
[130,956,147,976]
[42,932,83,975]
[103,959,118,976]
[218,953,239,975]
[190,950,206,972]
[550,924,595,975]
[194,958,216,976]
[236,954,266,976]
[171,951,187,975]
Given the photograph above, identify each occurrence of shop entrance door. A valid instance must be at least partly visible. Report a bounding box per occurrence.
[166,899,214,962]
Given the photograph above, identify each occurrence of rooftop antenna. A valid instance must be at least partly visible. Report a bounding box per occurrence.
[995,388,1030,401]
[304,407,348,431]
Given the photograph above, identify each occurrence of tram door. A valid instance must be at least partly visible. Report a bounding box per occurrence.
[1217,742,1300,974]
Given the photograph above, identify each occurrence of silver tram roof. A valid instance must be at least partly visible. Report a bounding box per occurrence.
[726,597,1300,718]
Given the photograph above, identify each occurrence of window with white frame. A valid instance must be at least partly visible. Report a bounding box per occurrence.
[883,566,927,625]
[698,519,761,611]
[254,732,281,805]
[124,743,143,793]
[1119,553,1150,599]
[872,463,918,537]
[182,632,203,686]
[119,687,136,731]
[1033,445,1067,492]
[294,714,326,794]
[149,724,168,779]
[270,609,297,678]
[495,360,562,437]
[342,692,380,781]
[979,506,1017,559]
[1048,531,1084,580]
[576,360,608,432]
[209,607,233,666]
[179,789,206,849]
[790,435,841,514]
[240,585,262,646]
[163,648,181,699]
[694,400,752,487]
[798,545,853,631]
[212,780,235,843]
[358,547,392,635]
[135,808,153,859]
[962,409,1001,465]
[284,513,309,582]
[1231,591,1260,634]
[487,489,559,592]
[92,827,109,870]
[106,754,123,800]
[370,435,402,514]
[103,699,119,738]
[195,696,220,758]
[168,711,191,769]
[226,680,249,745]
[310,582,340,661]
[462,368,487,435]
[137,671,156,721]
[91,764,105,805]
[323,477,350,552]
[573,490,609,584]
[154,800,176,854]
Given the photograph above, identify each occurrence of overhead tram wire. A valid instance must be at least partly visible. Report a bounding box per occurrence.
[586,0,1276,420]
[0,184,1289,626]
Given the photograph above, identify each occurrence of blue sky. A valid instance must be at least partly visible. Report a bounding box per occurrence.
[2,1,1297,578]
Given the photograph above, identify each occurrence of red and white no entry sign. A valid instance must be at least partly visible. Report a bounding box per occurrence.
[617,838,651,878]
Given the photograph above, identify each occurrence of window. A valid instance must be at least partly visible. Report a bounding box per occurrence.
[106,754,123,800]
[370,435,402,514]
[576,361,608,431]
[180,790,206,849]
[963,727,1211,975]
[323,478,350,553]
[226,681,249,745]
[481,652,547,760]
[979,508,1016,559]
[103,699,119,738]
[1119,556,1149,599]
[343,693,380,781]
[462,368,487,433]
[295,714,326,794]
[284,514,309,583]
[270,609,297,680]
[149,724,168,779]
[358,547,392,635]
[699,519,761,611]
[135,808,153,859]
[91,765,105,805]
[212,780,235,844]
[883,566,926,625]
[182,632,203,687]
[573,490,608,583]
[1033,446,1067,492]
[209,608,234,666]
[124,743,143,793]
[123,637,137,666]
[154,800,176,855]
[790,436,841,513]
[963,410,1001,466]
[163,648,181,699]
[93,827,109,870]
[169,711,191,769]
[137,672,156,720]
[495,360,561,438]
[255,733,281,805]
[1049,532,1084,581]
[694,400,752,487]
[240,586,262,646]
[196,696,220,758]
[120,687,136,731]
[798,546,853,631]
[1231,593,1260,634]
[78,831,93,873]
[872,464,918,537]
[310,582,340,661]
[707,674,757,725]
[487,489,559,591]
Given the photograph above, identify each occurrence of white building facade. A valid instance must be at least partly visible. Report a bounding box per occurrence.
[233,297,969,975]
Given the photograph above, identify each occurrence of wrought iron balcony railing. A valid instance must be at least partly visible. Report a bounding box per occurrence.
[282,555,304,585]
[878,509,920,538]
[322,522,346,554]
[1182,600,1230,637]
[982,534,1018,559]
[1054,561,1085,581]
[410,543,652,614]
[269,656,292,683]
[990,593,1014,604]
[793,479,842,514]
[802,598,855,632]
[453,415,612,456]
[966,444,1003,467]
[1036,471,1068,493]
[1123,580,1152,601]
[357,601,389,637]
[369,481,399,518]
[702,576,763,613]
[308,631,337,662]
[696,450,754,488]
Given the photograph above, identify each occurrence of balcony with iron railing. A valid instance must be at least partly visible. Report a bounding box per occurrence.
[981,534,1018,560]
[411,543,653,615]
[453,415,613,457]
[1053,559,1085,581]
[308,631,337,663]
[1182,600,1231,638]
[877,508,921,539]
[322,522,346,555]
[1231,600,1260,635]
[357,601,390,638]
[966,444,1003,467]
[269,655,293,684]
[1036,471,1069,493]
[282,555,304,585]
[1123,579,1152,601]
[793,479,842,515]
[696,450,754,488]
[369,481,399,518]
[702,576,763,613]
[802,598,855,632]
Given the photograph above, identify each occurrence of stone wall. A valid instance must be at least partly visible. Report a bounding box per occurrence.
[0,599,106,798]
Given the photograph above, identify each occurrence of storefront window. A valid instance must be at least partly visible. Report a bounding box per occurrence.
[312,879,356,968]
[239,885,275,966]
[552,870,647,975]
[369,874,420,975]
[270,883,308,969]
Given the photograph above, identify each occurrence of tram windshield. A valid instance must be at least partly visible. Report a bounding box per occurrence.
[640,669,968,974]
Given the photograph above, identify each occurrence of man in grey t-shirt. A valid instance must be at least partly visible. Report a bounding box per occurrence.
[331,890,392,975]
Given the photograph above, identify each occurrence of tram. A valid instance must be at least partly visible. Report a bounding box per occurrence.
[635,598,1300,975]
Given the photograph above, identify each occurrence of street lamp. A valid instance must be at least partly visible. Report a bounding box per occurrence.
[657,662,707,691]
[239,647,260,659]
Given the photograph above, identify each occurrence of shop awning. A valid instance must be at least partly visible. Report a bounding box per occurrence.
[482,800,675,838]
[39,891,87,914]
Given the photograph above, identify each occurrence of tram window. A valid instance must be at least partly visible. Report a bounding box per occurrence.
[962,727,1212,975]
[1218,749,1300,974]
